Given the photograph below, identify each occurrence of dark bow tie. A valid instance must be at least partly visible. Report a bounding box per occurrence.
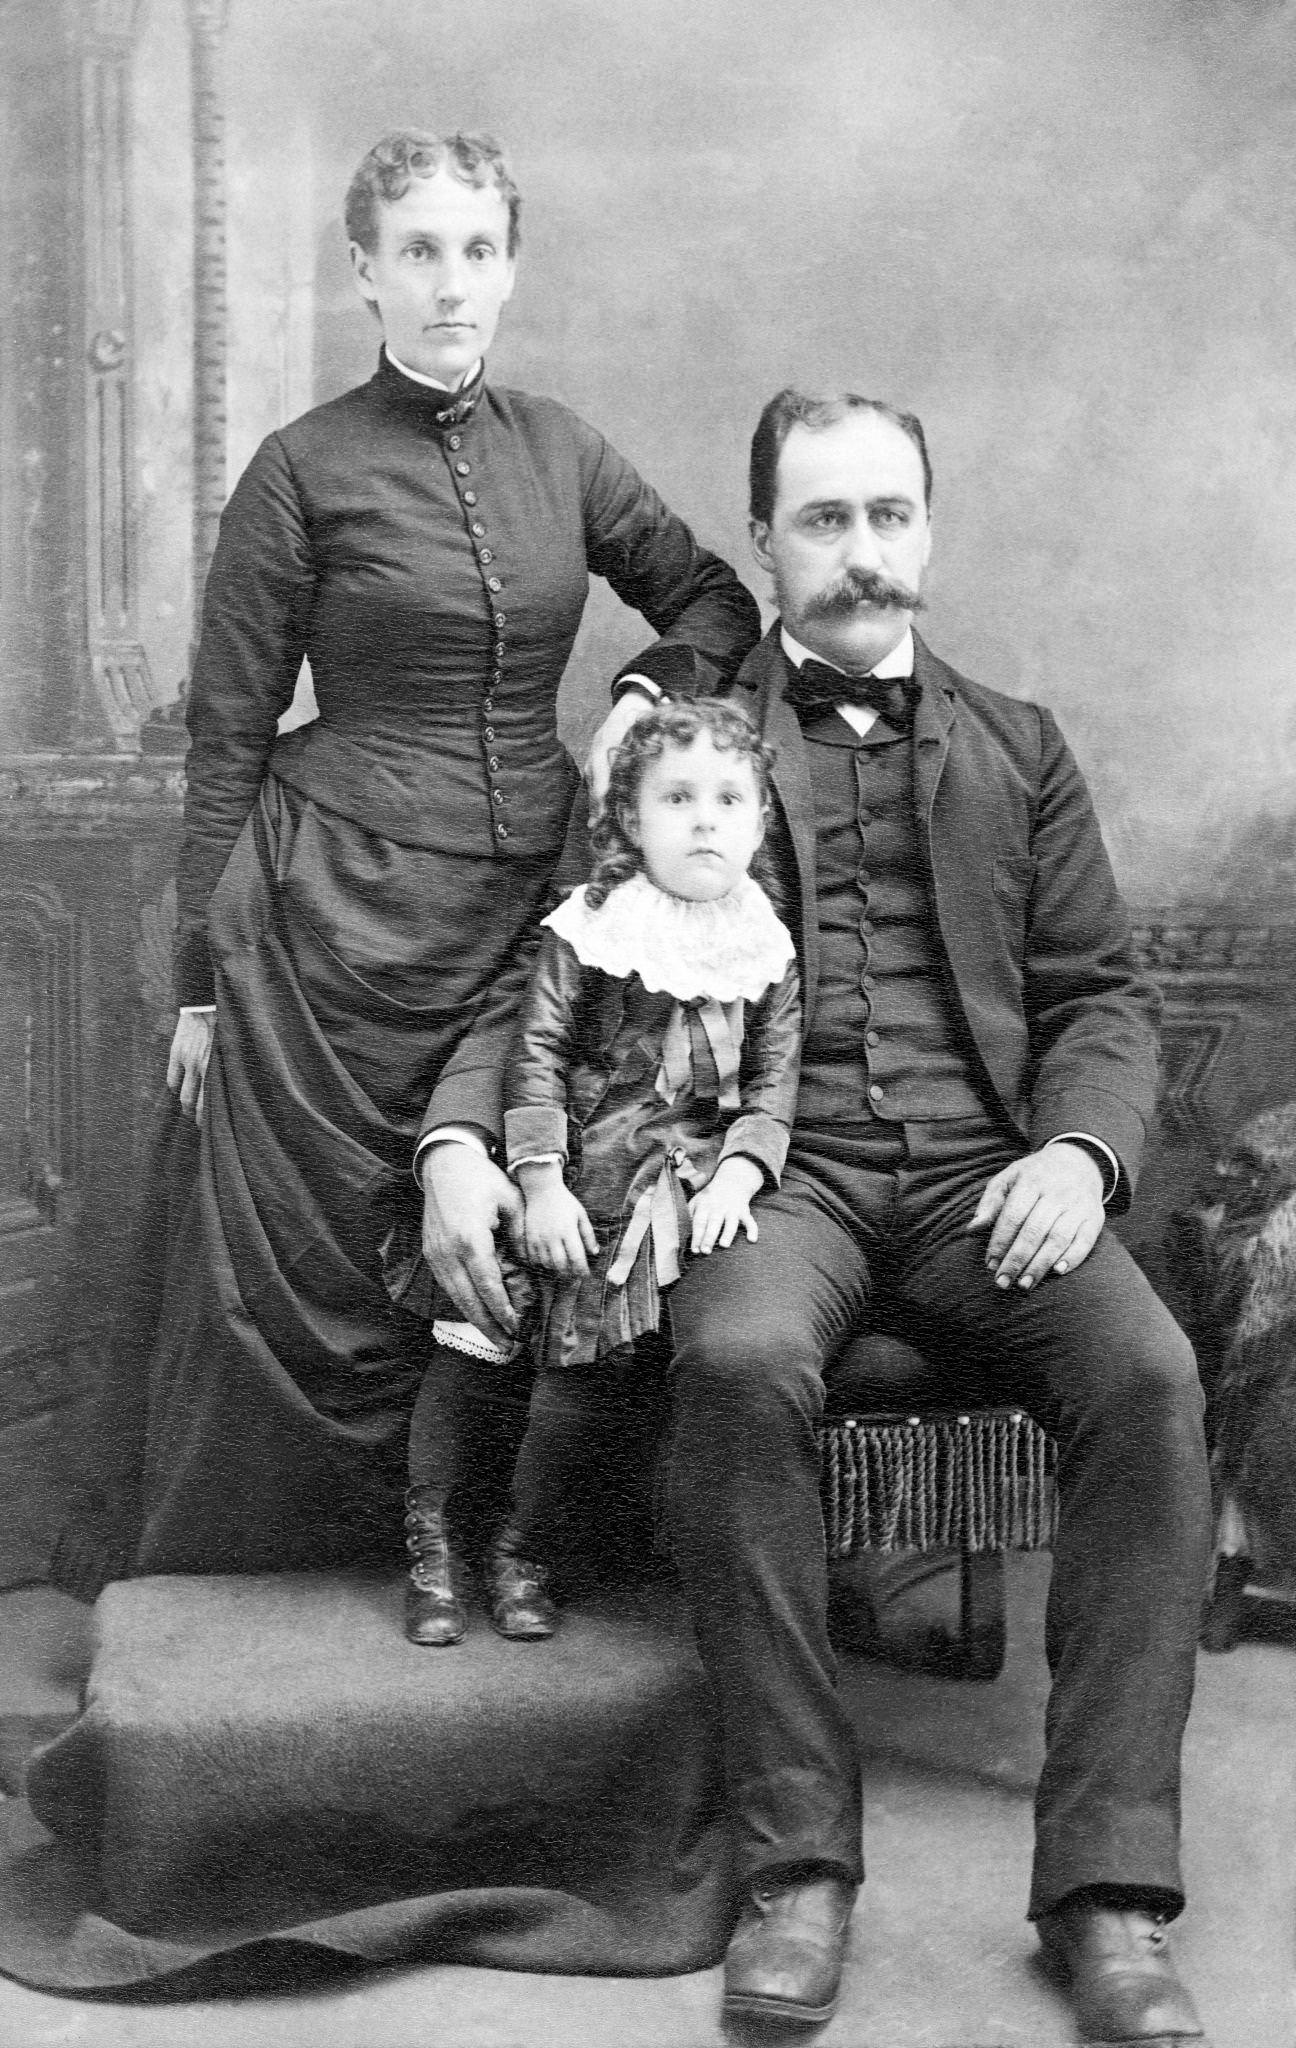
[785,656,917,728]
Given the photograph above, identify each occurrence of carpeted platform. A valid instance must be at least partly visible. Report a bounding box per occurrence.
[0,1571,733,1991]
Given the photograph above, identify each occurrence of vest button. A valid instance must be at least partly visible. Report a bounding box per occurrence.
[463,489,478,505]
[492,788,506,806]
[490,671,503,686]
[484,725,495,741]
[494,641,506,658]
[448,434,463,450]
[487,576,503,592]
[866,1030,881,1047]
[861,918,874,935]
[494,612,506,627]
[483,698,494,713]
[495,821,509,840]
[488,755,501,772]
[479,547,494,563]
[856,869,871,887]
[471,521,486,537]
[869,1084,884,1102]
[455,460,471,476]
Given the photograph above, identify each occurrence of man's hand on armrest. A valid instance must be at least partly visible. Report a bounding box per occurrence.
[420,1141,525,1348]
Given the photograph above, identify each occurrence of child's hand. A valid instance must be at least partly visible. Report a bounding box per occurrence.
[518,1168,600,1277]
[688,1155,765,1255]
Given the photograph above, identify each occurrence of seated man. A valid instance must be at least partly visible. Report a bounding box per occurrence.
[422,390,1213,2043]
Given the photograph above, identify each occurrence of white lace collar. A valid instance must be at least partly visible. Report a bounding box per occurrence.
[544,871,794,1003]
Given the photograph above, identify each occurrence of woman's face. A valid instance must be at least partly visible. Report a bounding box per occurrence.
[350,168,516,385]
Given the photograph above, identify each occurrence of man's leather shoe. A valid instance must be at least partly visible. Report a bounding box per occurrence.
[723,1872,857,2024]
[1038,1899,1209,2044]
[485,1529,558,1640]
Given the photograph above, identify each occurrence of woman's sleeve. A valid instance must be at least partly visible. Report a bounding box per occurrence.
[575,420,760,699]
[173,433,316,1005]
[717,962,803,1186]
[502,929,589,1169]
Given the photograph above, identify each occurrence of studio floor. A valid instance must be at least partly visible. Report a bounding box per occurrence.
[0,1556,1290,2048]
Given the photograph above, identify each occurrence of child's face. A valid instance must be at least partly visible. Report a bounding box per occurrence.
[622,733,766,902]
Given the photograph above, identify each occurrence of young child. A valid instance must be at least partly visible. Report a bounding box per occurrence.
[397,698,801,1645]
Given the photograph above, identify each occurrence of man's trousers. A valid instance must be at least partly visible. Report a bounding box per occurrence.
[661,1118,1212,1918]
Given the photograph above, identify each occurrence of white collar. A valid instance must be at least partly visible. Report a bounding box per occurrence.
[780,624,915,679]
[385,349,483,394]
[544,871,794,1004]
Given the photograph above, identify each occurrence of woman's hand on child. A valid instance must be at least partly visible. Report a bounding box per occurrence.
[688,1155,766,1255]
[518,1165,600,1277]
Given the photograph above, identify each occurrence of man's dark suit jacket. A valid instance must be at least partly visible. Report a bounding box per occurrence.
[733,626,1161,1211]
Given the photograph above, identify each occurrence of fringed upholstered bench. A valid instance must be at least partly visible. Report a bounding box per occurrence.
[819,1329,1059,1680]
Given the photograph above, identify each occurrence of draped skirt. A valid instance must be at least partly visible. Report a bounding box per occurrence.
[59,774,556,1584]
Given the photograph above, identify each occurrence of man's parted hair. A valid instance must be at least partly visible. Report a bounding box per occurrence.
[749,389,933,525]
[344,129,521,255]
[586,698,777,908]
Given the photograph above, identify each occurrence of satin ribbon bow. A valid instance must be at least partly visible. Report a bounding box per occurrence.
[607,998,746,1291]
[655,998,744,1109]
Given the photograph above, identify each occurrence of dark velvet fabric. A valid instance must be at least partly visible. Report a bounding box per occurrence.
[75,779,568,1581]
[176,352,760,1005]
[0,1573,732,1991]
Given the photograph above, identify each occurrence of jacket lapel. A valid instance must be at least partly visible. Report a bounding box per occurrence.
[736,630,823,1019]
[911,631,957,828]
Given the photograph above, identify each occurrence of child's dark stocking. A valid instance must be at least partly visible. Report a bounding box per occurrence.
[404,1343,470,1646]
[509,1341,670,1596]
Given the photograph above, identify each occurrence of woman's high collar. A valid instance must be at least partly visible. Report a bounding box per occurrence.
[374,347,485,431]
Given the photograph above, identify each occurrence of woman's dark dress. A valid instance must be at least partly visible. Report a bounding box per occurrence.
[74,351,758,1581]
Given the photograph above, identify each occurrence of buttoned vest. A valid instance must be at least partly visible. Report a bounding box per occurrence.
[794,711,989,1127]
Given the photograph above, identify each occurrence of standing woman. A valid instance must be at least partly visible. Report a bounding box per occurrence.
[67,131,758,1585]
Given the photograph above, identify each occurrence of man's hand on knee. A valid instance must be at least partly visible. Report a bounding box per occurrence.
[420,1144,525,1346]
[967,1142,1105,1291]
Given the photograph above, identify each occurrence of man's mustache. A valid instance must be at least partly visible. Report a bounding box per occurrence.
[807,569,926,616]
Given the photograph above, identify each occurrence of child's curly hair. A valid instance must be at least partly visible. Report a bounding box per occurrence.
[586,697,777,908]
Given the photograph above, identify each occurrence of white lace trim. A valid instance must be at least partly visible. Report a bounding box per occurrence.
[432,1318,518,1364]
[544,872,794,1003]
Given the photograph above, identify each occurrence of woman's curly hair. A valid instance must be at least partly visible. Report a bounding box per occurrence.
[585,697,777,908]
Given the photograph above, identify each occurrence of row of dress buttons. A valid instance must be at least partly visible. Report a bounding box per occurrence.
[447,438,512,840]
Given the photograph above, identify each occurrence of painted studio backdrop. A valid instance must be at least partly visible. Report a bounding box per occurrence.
[0,0,1294,1569]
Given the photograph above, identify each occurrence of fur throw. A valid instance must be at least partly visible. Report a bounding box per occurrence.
[1200,1101,1296,1580]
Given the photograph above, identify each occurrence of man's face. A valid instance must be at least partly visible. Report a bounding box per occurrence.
[750,411,932,672]
[350,168,515,385]
[623,734,767,903]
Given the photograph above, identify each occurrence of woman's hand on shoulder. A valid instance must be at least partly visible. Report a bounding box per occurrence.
[166,1009,216,1121]
[584,691,656,817]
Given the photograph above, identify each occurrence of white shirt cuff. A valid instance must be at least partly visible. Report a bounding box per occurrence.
[179,1005,216,1016]
[412,1125,492,1183]
[1046,1132,1120,1205]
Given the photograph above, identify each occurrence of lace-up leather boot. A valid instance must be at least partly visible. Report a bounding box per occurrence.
[1038,1899,1209,2044]
[403,1486,468,1646]
[485,1526,557,1639]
